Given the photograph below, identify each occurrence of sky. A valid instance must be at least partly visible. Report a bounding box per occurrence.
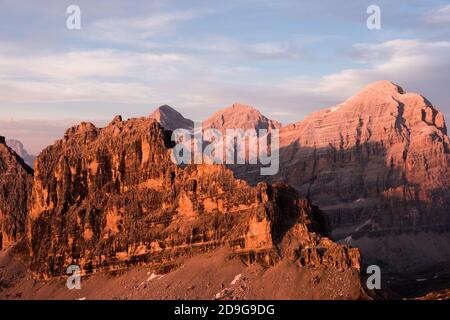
[0,0,450,154]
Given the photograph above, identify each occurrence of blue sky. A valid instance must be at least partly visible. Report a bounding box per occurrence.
[1,0,450,153]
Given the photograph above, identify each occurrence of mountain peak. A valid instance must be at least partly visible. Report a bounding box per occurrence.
[357,80,405,96]
[150,104,180,117]
[230,102,256,111]
[149,105,193,131]
[156,104,178,113]
[299,81,446,135]
[203,103,281,131]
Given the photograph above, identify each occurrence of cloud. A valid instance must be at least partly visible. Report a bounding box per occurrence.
[240,41,303,60]
[166,36,304,60]
[0,49,187,103]
[89,9,214,43]
[276,39,450,119]
[0,119,107,155]
[0,39,299,108]
[0,49,185,81]
[423,4,450,24]
[1,39,450,136]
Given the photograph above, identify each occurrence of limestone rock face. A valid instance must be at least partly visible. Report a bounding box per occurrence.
[27,117,359,279]
[203,103,281,132]
[0,136,33,250]
[149,105,194,131]
[6,139,36,168]
[266,81,450,239]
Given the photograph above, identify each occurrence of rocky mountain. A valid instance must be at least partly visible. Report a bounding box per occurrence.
[277,80,450,228]
[6,139,36,168]
[2,80,449,299]
[274,81,450,224]
[23,115,362,299]
[231,81,450,272]
[0,136,33,250]
[203,103,281,132]
[149,104,194,131]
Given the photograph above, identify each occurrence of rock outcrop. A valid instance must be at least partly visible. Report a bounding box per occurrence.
[6,139,36,168]
[0,136,33,250]
[27,116,360,281]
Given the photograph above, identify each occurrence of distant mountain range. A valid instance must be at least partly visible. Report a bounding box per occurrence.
[5,139,36,168]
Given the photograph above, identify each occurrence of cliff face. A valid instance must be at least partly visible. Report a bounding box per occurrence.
[0,136,33,250]
[27,116,360,280]
[274,81,450,237]
[231,81,450,240]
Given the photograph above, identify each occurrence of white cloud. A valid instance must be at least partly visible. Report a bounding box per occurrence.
[423,5,450,24]
[241,41,302,59]
[0,80,158,103]
[89,10,214,43]
[1,39,450,132]
[0,49,185,81]
[277,39,450,117]
[0,49,187,103]
[160,35,305,60]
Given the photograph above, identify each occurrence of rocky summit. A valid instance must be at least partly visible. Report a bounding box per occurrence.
[277,80,450,232]
[203,103,281,132]
[149,105,194,131]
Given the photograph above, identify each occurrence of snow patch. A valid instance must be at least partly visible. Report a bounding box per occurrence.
[147,273,164,282]
[230,274,242,285]
[355,219,371,232]
[329,105,342,113]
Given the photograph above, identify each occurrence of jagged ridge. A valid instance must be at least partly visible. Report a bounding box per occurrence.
[26,116,360,283]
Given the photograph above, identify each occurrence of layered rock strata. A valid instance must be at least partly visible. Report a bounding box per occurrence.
[27,117,359,279]
[230,81,450,240]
